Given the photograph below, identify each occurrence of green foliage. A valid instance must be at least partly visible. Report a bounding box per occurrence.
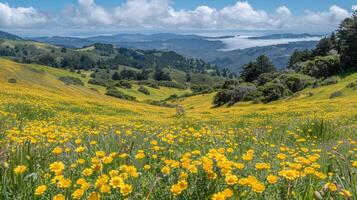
[299,118,340,141]
[105,87,136,101]
[157,81,187,89]
[116,80,132,89]
[337,11,357,71]
[111,71,121,80]
[240,55,276,82]
[279,73,313,93]
[329,91,344,99]
[137,86,150,95]
[313,76,340,88]
[301,55,341,78]
[7,78,17,84]
[154,68,171,81]
[346,80,357,90]
[260,82,290,102]
[58,76,84,86]
[213,82,260,107]
[288,50,312,69]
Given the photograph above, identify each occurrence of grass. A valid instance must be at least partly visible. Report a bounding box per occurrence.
[0,58,356,200]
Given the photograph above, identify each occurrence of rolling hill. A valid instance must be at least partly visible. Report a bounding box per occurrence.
[28,32,319,72]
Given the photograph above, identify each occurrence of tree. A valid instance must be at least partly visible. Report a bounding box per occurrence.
[240,55,276,82]
[312,37,333,57]
[288,50,312,69]
[186,73,191,82]
[154,68,171,81]
[337,11,357,71]
[112,72,121,80]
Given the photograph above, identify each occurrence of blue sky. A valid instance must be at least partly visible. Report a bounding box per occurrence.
[5,0,356,13]
[0,0,356,36]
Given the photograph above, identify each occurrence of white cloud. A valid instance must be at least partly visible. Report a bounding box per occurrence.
[304,5,350,28]
[2,0,352,31]
[0,2,47,28]
[276,6,291,17]
[352,5,357,11]
[67,0,114,26]
[65,0,353,31]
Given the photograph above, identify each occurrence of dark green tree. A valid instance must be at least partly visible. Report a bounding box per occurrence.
[240,55,276,82]
[337,11,357,71]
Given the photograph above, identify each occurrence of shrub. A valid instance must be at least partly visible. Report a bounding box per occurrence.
[255,72,279,86]
[105,87,136,101]
[321,76,340,85]
[228,84,260,106]
[329,91,343,99]
[88,78,111,87]
[301,56,341,78]
[137,86,150,95]
[346,80,357,90]
[191,84,212,93]
[59,76,84,86]
[279,73,313,93]
[213,90,233,107]
[222,79,240,89]
[147,100,176,108]
[260,82,290,102]
[148,82,160,89]
[213,83,261,107]
[116,81,132,89]
[8,78,17,83]
[157,81,187,89]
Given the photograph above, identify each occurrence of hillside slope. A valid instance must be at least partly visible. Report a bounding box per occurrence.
[0,58,176,121]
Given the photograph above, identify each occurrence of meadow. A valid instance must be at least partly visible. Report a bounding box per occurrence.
[0,58,356,200]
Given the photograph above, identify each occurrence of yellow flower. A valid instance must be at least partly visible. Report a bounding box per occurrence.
[211,192,226,200]
[82,168,93,176]
[72,189,84,199]
[120,184,132,196]
[14,165,27,174]
[53,194,65,200]
[251,182,266,193]
[255,163,271,170]
[52,147,63,155]
[75,146,86,153]
[109,176,123,188]
[100,184,111,193]
[35,185,47,196]
[135,150,145,160]
[267,175,278,184]
[304,167,315,174]
[277,153,287,160]
[161,166,170,175]
[77,159,85,165]
[88,192,101,200]
[225,174,238,185]
[352,161,357,168]
[340,189,352,198]
[222,188,233,198]
[144,165,151,170]
[326,182,337,192]
[50,161,65,175]
[95,151,106,158]
[170,184,182,196]
[58,178,72,189]
[279,169,300,180]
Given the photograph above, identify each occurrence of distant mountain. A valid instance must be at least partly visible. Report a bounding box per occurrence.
[208,41,318,72]
[28,33,319,72]
[248,33,322,40]
[28,36,94,48]
[0,30,22,40]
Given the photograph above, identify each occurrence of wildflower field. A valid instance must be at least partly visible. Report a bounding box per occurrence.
[0,58,357,200]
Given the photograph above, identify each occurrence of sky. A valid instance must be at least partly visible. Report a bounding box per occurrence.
[0,0,356,36]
